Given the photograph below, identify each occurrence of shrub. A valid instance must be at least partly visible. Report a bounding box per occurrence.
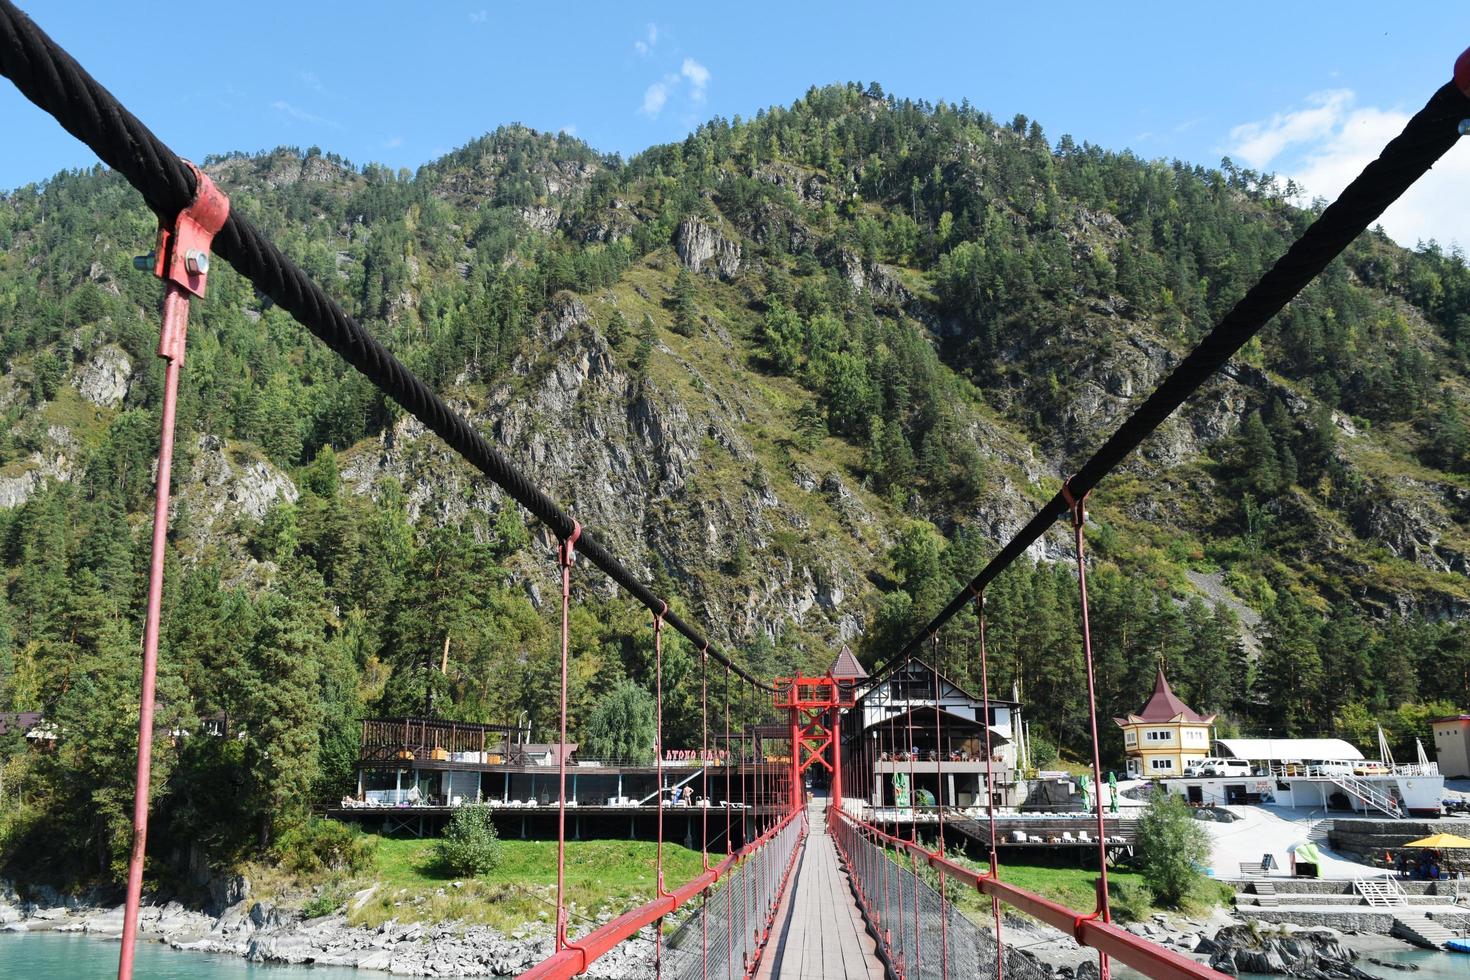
[434,803,502,877]
[301,884,348,919]
[274,817,376,876]
[1028,732,1059,770]
[1135,789,1211,906]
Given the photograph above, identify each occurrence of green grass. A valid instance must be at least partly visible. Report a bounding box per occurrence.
[350,836,708,934]
[892,848,1225,927]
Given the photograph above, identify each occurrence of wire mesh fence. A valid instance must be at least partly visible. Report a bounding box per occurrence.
[662,814,805,980]
[836,817,1028,980]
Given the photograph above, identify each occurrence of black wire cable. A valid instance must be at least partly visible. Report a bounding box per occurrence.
[863,67,1470,691]
[0,0,773,691]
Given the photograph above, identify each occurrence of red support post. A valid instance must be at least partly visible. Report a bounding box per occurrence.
[1063,480,1113,980]
[789,706,801,814]
[118,163,228,980]
[827,693,842,819]
[554,522,581,955]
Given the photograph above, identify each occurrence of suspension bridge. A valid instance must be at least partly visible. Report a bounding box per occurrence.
[1,3,1468,977]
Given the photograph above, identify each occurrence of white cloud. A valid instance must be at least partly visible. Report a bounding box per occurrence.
[270,100,339,128]
[384,136,404,149]
[469,9,488,23]
[681,58,710,102]
[640,81,669,117]
[1228,90,1353,169]
[1229,90,1470,249]
[634,23,658,56]
[559,124,578,137]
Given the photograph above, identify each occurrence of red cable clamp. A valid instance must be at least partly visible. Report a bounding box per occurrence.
[558,520,581,567]
[144,161,229,362]
[1455,46,1470,99]
[1060,477,1088,527]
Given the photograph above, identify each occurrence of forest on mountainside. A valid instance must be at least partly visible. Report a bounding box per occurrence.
[1,81,1469,882]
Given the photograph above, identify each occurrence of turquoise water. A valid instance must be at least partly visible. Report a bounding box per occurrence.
[1276,947,1470,978]
[0,931,365,979]
[5,929,1468,978]
[1106,946,1470,980]
[1255,946,1470,978]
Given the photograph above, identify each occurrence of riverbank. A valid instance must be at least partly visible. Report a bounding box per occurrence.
[0,880,654,977]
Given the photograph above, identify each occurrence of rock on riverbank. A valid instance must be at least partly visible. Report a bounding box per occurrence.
[0,880,653,977]
[1200,923,1376,978]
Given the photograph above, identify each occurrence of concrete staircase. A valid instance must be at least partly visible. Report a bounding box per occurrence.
[1392,912,1457,950]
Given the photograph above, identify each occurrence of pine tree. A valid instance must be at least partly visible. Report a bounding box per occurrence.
[605,309,628,348]
[630,313,656,381]
[672,267,698,337]
[240,570,327,844]
[1257,593,1324,734]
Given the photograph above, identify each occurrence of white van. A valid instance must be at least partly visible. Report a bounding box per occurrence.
[1191,757,1250,777]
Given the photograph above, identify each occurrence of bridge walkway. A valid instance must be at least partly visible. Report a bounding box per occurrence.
[755,798,886,980]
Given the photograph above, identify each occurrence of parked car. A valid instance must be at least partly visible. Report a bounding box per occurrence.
[1190,757,1251,777]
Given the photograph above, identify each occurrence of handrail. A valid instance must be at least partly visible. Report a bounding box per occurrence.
[521,806,806,979]
[830,808,1227,980]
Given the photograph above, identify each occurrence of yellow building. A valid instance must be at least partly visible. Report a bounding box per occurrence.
[1113,668,1215,778]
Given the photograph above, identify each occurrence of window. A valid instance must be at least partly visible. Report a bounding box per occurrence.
[1145,729,1173,742]
[1150,758,1175,771]
[1124,731,1137,745]
[890,678,932,702]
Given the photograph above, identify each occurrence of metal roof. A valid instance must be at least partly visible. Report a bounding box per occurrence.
[1215,737,1364,762]
[1116,667,1214,725]
[829,645,869,680]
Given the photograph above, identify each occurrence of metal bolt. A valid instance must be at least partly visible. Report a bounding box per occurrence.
[184,249,209,275]
[132,252,155,271]
[1460,119,1470,137]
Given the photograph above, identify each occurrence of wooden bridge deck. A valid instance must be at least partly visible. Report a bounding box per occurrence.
[756,801,886,980]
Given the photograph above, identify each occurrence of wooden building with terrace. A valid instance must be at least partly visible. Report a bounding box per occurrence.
[337,716,782,844]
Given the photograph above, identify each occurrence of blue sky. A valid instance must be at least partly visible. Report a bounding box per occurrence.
[3,2,1469,246]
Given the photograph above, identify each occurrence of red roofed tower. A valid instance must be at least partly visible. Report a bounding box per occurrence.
[1114,667,1216,778]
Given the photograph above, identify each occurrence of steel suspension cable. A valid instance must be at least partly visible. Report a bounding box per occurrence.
[857,56,1470,692]
[0,0,775,695]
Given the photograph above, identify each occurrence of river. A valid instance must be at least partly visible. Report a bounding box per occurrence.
[3,929,1469,978]
[0,931,363,979]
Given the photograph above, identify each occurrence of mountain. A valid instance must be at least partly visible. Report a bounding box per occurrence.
[1,82,1468,877]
